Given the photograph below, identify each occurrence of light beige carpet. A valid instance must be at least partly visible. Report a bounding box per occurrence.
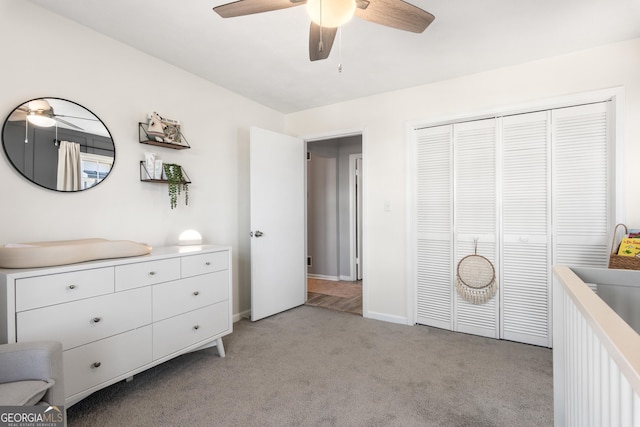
[66,305,553,426]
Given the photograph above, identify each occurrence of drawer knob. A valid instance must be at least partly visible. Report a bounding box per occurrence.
[68,284,77,290]
[205,262,211,266]
[92,362,101,369]
[148,271,156,276]
[193,291,200,296]
[193,325,200,330]
[92,317,102,323]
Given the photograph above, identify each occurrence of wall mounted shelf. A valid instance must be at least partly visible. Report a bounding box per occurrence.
[139,122,190,150]
[139,161,191,184]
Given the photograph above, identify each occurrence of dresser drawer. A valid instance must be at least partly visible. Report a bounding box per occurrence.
[15,267,114,312]
[153,302,229,360]
[17,287,151,350]
[115,257,181,291]
[181,251,228,278]
[153,271,229,321]
[64,326,152,398]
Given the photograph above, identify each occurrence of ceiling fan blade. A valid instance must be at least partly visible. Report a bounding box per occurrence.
[8,110,27,122]
[55,117,84,131]
[55,114,99,122]
[213,0,305,18]
[354,0,434,33]
[309,23,337,61]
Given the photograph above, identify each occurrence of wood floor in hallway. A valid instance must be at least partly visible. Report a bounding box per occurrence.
[305,278,362,316]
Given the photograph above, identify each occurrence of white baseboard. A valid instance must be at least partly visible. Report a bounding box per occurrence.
[233,309,251,323]
[339,274,355,281]
[364,310,410,326]
[237,307,410,327]
[308,274,339,281]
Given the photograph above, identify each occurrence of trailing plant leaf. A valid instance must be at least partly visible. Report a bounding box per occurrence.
[163,163,189,209]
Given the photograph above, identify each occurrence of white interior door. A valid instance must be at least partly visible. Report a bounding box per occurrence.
[250,127,306,321]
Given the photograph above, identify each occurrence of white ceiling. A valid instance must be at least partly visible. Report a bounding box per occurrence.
[28,0,640,113]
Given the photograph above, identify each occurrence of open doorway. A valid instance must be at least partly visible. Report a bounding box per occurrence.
[305,135,363,316]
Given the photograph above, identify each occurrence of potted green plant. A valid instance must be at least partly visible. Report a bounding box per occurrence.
[163,163,189,209]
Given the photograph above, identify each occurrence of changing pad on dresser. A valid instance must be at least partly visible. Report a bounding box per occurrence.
[0,238,152,268]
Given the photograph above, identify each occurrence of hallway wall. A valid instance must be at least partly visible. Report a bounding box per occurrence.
[307,136,363,279]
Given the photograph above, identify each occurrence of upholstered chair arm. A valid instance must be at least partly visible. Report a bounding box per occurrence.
[0,341,65,406]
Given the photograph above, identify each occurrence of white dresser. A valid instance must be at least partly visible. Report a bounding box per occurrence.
[0,245,232,406]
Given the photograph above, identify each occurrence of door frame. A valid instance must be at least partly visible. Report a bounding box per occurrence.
[349,153,363,281]
[304,127,368,316]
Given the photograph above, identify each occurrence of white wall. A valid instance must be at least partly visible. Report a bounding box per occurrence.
[0,0,285,318]
[286,38,640,323]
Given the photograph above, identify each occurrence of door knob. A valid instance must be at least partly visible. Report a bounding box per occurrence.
[254,230,264,237]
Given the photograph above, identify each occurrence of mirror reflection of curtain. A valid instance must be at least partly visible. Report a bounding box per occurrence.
[56,141,81,191]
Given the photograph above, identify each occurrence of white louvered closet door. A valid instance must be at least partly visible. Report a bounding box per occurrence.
[453,119,499,338]
[415,125,453,329]
[553,102,612,268]
[501,111,552,347]
[414,100,614,348]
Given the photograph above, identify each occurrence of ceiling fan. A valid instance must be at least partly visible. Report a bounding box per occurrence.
[8,100,90,130]
[213,0,435,61]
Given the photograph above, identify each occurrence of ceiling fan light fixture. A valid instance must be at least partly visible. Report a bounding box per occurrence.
[307,0,355,28]
[26,111,56,127]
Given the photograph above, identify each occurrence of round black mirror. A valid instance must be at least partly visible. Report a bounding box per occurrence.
[2,97,115,191]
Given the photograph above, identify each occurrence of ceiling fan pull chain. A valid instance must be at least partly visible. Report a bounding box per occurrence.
[318,0,324,52]
[337,26,343,73]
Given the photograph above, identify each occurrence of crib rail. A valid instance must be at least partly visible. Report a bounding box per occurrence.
[553,265,640,426]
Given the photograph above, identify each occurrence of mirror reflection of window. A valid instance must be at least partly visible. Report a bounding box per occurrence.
[80,152,114,190]
[2,97,115,192]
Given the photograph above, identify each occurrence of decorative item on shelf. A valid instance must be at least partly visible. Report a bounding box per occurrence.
[138,112,191,150]
[163,163,189,209]
[139,161,191,184]
[144,152,156,179]
[138,113,190,150]
[147,112,166,139]
[609,224,640,270]
[149,112,181,143]
[179,229,203,246]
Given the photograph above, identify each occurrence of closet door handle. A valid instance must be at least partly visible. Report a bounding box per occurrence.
[91,362,101,369]
[193,325,200,330]
[91,317,102,323]
[193,291,200,296]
